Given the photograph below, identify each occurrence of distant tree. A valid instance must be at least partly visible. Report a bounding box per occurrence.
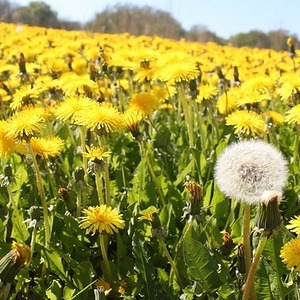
[229,30,271,48]
[267,30,297,51]
[85,4,184,39]
[186,24,225,44]
[0,0,15,22]
[58,20,82,31]
[12,1,59,28]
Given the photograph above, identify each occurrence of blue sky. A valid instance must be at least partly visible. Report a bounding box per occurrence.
[14,0,300,38]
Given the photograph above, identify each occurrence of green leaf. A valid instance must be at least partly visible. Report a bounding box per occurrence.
[157,268,176,299]
[46,280,62,300]
[63,286,76,300]
[11,209,29,242]
[183,221,230,292]
[174,159,194,186]
[42,248,67,282]
[132,230,156,300]
[72,261,94,291]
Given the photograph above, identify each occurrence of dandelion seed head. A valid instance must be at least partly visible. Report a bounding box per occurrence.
[214,139,288,204]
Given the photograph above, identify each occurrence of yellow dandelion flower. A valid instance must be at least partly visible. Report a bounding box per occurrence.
[79,205,125,235]
[156,60,199,84]
[285,104,300,125]
[128,93,160,117]
[0,120,18,157]
[82,145,110,162]
[236,89,268,107]
[10,85,43,110]
[28,136,64,158]
[151,85,176,101]
[95,277,111,296]
[159,103,174,110]
[133,68,154,83]
[75,102,124,133]
[55,95,94,123]
[286,215,300,234]
[196,84,218,103]
[280,238,300,270]
[123,109,143,131]
[242,76,275,94]
[216,88,239,114]
[277,75,300,103]
[264,111,285,125]
[6,106,47,140]
[226,110,266,136]
[138,206,159,222]
[63,76,99,97]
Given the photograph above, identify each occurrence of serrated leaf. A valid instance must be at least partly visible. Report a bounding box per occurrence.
[46,279,62,300]
[11,209,29,242]
[72,261,94,290]
[132,230,156,300]
[174,159,194,186]
[63,286,76,300]
[183,222,229,292]
[157,268,176,299]
[42,248,67,282]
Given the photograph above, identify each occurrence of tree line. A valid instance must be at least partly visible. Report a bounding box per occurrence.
[0,0,298,50]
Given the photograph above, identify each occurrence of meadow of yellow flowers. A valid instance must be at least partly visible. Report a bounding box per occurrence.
[0,22,300,299]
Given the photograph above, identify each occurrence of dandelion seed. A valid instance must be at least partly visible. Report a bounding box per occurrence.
[214,140,288,204]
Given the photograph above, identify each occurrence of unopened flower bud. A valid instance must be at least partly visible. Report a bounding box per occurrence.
[254,190,282,237]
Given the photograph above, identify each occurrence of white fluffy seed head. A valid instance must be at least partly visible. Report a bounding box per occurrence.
[214,139,288,204]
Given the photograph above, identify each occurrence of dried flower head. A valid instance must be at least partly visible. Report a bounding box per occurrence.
[214,140,288,204]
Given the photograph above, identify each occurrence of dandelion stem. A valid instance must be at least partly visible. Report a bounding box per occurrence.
[76,191,82,217]
[170,221,192,284]
[273,238,284,299]
[157,235,183,289]
[80,126,88,172]
[98,136,111,205]
[224,198,237,230]
[26,141,50,248]
[95,166,104,205]
[7,184,16,210]
[44,161,57,198]
[30,223,38,261]
[104,161,111,206]
[80,126,88,209]
[179,82,194,149]
[99,234,114,288]
[243,203,251,276]
[242,236,268,300]
[138,140,165,206]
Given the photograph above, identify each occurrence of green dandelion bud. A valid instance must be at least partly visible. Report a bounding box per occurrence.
[254,191,282,237]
